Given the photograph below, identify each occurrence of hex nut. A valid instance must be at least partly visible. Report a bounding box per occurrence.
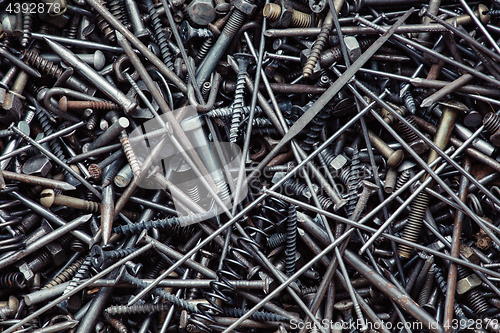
[186,0,216,27]
[457,274,481,295]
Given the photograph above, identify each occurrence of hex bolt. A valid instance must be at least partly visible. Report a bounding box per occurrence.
[364,129,404,168]
[263,3,312,28]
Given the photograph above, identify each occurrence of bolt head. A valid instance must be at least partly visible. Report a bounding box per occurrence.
[386,149,404,168]
[457,274,481,295]
[59,96,68,112]
[362,180,378,192]
[40,189,56,208]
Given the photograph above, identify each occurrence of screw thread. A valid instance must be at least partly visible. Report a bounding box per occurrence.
[303,17,331,77]
[398,192,431,258]
[29,251,52,272]
[63,14,80,40]
[94,0,116,42]
[106,303,172,315]
[122,273,200,313]
[63,256,92,295]
[267,232,286,248]
[21,12,34,48]
[24,50,63,79]
[114,216,179,234]
[195,38,213,64]
[466,289,489,314]
[107,0,131,30]
[285,204,297,276]
[302,102,331,152]
[282,179,333,211]
[144,0,174,70]
[483,112,500,133]
[120,132,141,178]
[262,3,281,21]
[418,265,435,305]
[223,307,288,321]
[42,258,84,290]
[104,312,128,333]
[291,10,312,28]
[393,115,420,143]
[86,113,98,131]
[223,9,247,38]
[395,169,411,192]
[229,70,246,143]
[346,146,361,218]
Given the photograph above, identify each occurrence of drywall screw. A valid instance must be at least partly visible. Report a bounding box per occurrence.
[364,128,404,168]
[230,53,252,143]
[143,0,174,70]
[195,0,256,86]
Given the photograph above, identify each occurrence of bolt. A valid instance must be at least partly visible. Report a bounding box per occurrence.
[364,129,404,168]
[263,3,312,28]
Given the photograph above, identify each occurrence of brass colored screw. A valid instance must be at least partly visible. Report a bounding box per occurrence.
[263,4,312,28]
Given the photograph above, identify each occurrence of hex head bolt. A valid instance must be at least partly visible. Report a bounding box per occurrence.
[365,129,404,168]
[263,3,312,28]
[398,102,460,258]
